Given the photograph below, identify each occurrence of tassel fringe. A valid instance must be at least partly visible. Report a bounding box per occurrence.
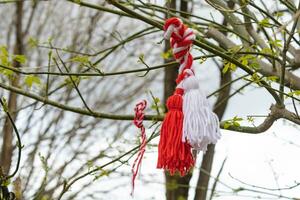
[157,89,194,176]
[182,75,221,152]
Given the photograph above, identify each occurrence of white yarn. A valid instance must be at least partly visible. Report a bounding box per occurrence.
[182,73,221,153]
[164,25,174,40]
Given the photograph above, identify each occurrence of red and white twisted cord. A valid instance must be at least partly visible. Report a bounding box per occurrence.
[131,100,147,195]
[163,18,196,86]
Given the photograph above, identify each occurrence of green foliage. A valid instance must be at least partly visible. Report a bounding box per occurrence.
[47,36,54,44]
[288,90,300,96]
[13,54,27,64]
[258,18,273,28]
[87,160,94,172]
[151,97,161,109]
[1,179,10,187]
[38,153,49,172]
[93,169,110,181]
[222,60,236,74]
[268,39,282,48]
[2,69,13,77]
[199,56,207,64]
[273,11,284,19]
[261,47,275,56]
[138,53,144,61]
[223,116,243,129]
[223,46,262,73]
[149,91,164,114]
[266,76,279,84]
[28,37,39,48]
[161,49,173,60]
[69,55,89,64]
[0,45,28,79]
[250,73,261,84]
[64,75,81,86]
[1,97,8,112]
[25,75,41,88]
[0,46,10,67]
[223,45,260,74]
[247,116,254,123]
[238,54,259,70]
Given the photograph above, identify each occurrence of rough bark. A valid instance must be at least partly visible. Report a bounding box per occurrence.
[0,1,23,175]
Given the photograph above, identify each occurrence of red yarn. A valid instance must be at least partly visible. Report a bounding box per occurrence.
[157,89,194,176]
[157,18,195,176]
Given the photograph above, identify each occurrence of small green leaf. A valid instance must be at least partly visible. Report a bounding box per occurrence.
[0,46,8,57]
[222,64,229,74]
[266,76,278,84]
[268,39,282,48]
[93,169,110,181]
[13,54,27,64]
[249,61,260,70]
[288,90,300,96]
[0,46,10,66]
[273,11,283,18]
[1,97,8,112]
[161,49,172,59]
[47,37,54,44]
[233,116,243,121]
[25,75,41,88]
[199,57,207,64]
[247,116,254,123]
[2,69,14,77]
[223,61,236,74]
[28,37,39,48]
[38,153,49,172]
[1,179,10,187]
[151,104,158,110]
[223,116,243,129]
[223,122,230,129]
[250,73,261,83]
[259,18,272,28]
[139,53,144,61]
[261,47,275,56]
[69,55,89,64]
[233,121,240,127]
[154,97,160,104]
[87,160,94,171]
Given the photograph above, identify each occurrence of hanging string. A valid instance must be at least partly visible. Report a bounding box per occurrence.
[131,100,147,195]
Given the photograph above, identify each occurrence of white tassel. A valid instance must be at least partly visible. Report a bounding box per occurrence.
[182,74,221,153]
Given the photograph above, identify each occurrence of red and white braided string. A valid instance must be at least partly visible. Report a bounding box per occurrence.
[163,18,196,87]
[131,100,147,195]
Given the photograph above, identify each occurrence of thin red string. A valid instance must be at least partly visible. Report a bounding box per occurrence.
[131,100,147,195]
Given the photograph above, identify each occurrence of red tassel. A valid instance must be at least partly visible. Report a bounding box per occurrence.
[157,88,194,176]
